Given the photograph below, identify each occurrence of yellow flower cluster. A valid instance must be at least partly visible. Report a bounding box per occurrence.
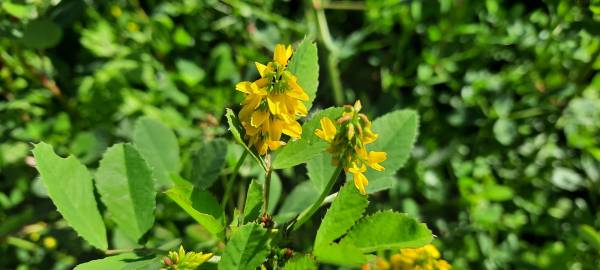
[315,100,387,194]
[236,44,309,155]
[362,244,452,270]
[162,246,213,270]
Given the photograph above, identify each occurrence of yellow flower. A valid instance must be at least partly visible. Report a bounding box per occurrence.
[363,244,451,270]
[163,246,212,270]
[236,43,309,155]
[315,100,387,194]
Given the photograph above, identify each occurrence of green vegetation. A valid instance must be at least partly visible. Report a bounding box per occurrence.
[1,0,600,269]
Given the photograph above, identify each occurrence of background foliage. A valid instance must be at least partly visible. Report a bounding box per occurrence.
[1,0,600,269]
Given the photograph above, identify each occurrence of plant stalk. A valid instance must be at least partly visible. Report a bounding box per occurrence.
[222,151,248,209]
[292,163,344,231]
[262,154,272,216]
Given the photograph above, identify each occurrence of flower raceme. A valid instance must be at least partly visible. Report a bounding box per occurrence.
[361,244,452,270]
[235,44,309,155]
[315,100,387,194]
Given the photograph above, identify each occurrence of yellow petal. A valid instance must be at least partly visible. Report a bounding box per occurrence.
[268,119,283,141]
[267,139,285,151]
[354,100,362,112]
[293,100,308,116]
[282,120,302,138]
[320,117,337,141]
[353,172,368,195]
[235,81,253,94]
[286,79,309,101]
[254,78,269,89]
[250,111,268,127]
[255,62,268,77]
[273,44,291,66]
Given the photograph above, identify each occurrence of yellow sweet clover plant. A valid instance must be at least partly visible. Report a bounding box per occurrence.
[315,100,387,194]
[235,44,309,156]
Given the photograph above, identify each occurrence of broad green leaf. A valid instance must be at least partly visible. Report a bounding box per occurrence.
[32,142,107,250]
[95,144,156,241]
[315,183,368,248]
[363,110,419,189]
[21,19,63,49]
[165,185,224,237]
[243,180,262,223]
[273,107,343,169]
[218,223,270,270]
[481,184,514,201]
[307,153,336,192]
[313,242,367,267]
[225,108,266,170]
[74,254,159,270]
[133,117,180,187]
[275,181,319,224]
[190,139,228,190]
[340,211,433,253]
[288,38,319,110]
[365,176,396,194]
[284,255,317,270]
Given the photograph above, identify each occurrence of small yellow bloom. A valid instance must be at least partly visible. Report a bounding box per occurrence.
[43,236,57,249]
[236,43,309,155]
[163,246,212,270]
[315,100,387,194]
[363,244,451,270]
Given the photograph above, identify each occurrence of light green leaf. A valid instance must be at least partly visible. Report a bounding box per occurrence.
[307,153,336,192]
[313,242,367,267]
[243,180,262,223]
[74,254,159,270]
[21,19,63,49]
[95,144,156,242]
[275,181,319,224]
[288,38,319,110]
[315,183,368,248]
[133,117,180,187]
[190,139,228,190]
[284,255,317,270]
[363,110,419,189]
[176,59,205,87]
[32,142,107,250]
[579,225,600,252]
[2,1,36,19]
[165,185,224,237]
[273,107,343,169]
[340,211,433,253]
[218,223,270,270]
[225,108,266,170]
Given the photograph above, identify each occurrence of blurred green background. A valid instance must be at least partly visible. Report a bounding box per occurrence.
[1,0,600,269]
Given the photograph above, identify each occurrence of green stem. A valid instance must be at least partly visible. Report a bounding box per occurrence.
[222,151,248,209]
[314,0,344,105]
[292,163,344,231]
[262,154,272,216]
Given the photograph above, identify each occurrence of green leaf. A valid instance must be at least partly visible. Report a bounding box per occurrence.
[243,180,262,223]
[2,1,36,19]
[32,142,107,250]
[165,185,224,237]
[218,223,270,270]
[339,211,433,253]
[363,110,419,189]
[307,153,336,192]
[274,181,319,224]
[21,19,63,49]
[133,117,180,187]
[74,254,159,270]
[284,255,317,270]
[579,225,600,252]
[288,37,319,110]
[225,108,266,170]
[95,143,156,242]
[313,242,367,267]
[315,183,368,248]
[190,139,228,190]
[273,107,343,169]
[176,59,205,87]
